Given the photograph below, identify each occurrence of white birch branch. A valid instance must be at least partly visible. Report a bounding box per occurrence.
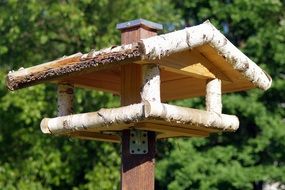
[206,79,222,114]
[6,21,271,92]
[140,20,272,90]
[41,101,239,135]
[41,103,145,134]
[144,101,239,131]
[141,64,161,102]
[57,83,74,116]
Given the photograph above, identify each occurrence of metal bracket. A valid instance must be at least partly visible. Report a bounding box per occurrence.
[130,130,148,154]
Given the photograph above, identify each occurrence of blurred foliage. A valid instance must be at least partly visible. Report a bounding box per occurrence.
[0,0,178,189]
[156,1,285,189]
[0,0,284,189]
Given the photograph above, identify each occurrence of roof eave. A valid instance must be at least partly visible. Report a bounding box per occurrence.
[6,20,272,92]
[140,20,272,90]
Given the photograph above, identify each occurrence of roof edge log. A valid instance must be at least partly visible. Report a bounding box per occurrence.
[140,20,272,90]
[6,20,271,91]
[6,44,142,91]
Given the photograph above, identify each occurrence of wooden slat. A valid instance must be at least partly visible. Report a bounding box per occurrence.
[145,119,220,133]
[70,131,120,143]
[137,123,209,137]
[160,69,189,82]
[59,69,121,94]
[150,49,232,82]
[157,133,202,139]
[197,44,244,82]
[66,118,219,138]
[223,80,254,93]
[161,77,206,101]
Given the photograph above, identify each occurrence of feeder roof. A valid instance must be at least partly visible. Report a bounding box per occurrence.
[6,20,271,101]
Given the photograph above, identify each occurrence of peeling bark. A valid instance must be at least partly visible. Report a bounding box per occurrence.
[6,44,142,91]
[41,101,239,135]
[6,20,271,92]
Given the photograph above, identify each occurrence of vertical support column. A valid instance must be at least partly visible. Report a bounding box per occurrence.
[206,79,222,114]
[57,83,74,116]
[117,19,162,190]
[141,64,161,103]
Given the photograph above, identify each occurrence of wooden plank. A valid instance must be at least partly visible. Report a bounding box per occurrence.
[59,69,121,94]
[69,131,120,143]
[197,44,243,82]
[120,64,142,105]
[161,75,253,101]
[157,133,202,139]
[145,119,220,133]
[137,123,209,137]
[161,77,206,101]
[121,130,155,190]
[160,69,189,82]
[151,49,232,82]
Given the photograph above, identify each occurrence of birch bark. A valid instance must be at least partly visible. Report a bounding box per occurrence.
[41,101,239,134]
[206,79,222,114]
[141,64,161,103]
[140,20,272,90]
[57,83,74,116]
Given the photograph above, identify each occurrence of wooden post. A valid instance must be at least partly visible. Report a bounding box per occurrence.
[117,19,162,190]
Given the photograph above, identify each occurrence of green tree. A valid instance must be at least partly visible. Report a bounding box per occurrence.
[0,1,179,189]
[156,1,285,189]
[1,0,284,189]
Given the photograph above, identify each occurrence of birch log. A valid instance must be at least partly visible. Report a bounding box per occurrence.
[41,103,145,134]
[140,20,272,90]
[141,64,161,102]
[144,101,239,131]
[41,101,239,135]
[6,21,271,92]
[57,83,74,116]
[206,79,222,113]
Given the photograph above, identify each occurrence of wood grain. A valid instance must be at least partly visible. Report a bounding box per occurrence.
[119,23,157,190]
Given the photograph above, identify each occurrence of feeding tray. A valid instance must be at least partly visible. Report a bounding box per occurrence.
[6,20,271,142]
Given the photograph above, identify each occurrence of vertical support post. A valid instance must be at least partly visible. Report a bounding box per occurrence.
[57,83,74,116]
[117,19,162,190]
[206,79,222,113]
[141,65,161,103]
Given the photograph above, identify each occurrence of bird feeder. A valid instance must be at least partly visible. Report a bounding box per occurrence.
[6,19,272,190]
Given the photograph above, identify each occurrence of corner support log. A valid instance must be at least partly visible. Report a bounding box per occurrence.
[57,83,74,116]
[40,101,239,135]
[141,64,161,103]
[206,79,222,114]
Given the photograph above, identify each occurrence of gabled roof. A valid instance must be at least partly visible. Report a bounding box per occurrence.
[6,21,271,100]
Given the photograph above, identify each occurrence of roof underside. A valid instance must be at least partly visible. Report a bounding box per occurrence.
[6,21,271,100]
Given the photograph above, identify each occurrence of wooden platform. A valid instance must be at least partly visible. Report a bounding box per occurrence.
[67,121,216,143]
[41,101,238,143]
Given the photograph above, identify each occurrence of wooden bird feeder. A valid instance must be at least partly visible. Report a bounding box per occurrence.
[6,19,272,190]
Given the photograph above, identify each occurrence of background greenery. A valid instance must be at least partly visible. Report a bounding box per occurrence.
[0,0,284,189]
